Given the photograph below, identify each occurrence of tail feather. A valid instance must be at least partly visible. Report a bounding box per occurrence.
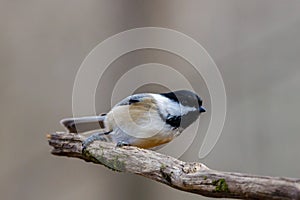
[60,115,106,133]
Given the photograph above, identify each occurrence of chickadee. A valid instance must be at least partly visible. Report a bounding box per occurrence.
[61,90,206,150]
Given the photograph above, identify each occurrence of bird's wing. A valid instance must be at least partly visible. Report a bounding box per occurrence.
[60,115,106,133]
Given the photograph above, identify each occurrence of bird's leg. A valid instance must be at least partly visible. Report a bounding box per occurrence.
[82,131,110,152]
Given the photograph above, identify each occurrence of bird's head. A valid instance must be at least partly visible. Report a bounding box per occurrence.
[154,90,206,130]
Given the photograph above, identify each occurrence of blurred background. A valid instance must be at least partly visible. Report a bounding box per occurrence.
[1,0,300,200]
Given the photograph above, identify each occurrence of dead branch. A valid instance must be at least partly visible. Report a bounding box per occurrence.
[47,132,300,200]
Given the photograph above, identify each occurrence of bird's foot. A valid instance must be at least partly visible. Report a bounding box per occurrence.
[82,132,110,152]
[116,141,131,148]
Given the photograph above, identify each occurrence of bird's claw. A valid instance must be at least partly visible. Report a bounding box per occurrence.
[81,131,110,153]
[82,138,92,153]
[116,141,130,148]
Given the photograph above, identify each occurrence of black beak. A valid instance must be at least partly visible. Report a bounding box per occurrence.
[199,106,206,113]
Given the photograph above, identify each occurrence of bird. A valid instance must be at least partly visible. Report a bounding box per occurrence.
[60,90,206,151]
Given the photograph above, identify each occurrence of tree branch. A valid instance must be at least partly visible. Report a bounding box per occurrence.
[47,132,300,200]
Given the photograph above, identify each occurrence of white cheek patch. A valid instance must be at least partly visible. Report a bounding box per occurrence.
[180,104,197,115]
[151,94,197,118]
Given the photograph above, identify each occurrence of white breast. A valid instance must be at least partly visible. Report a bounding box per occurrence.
[106,103,173,139]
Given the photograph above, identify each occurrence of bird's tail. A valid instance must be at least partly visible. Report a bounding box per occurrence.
[60,115,106,133]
